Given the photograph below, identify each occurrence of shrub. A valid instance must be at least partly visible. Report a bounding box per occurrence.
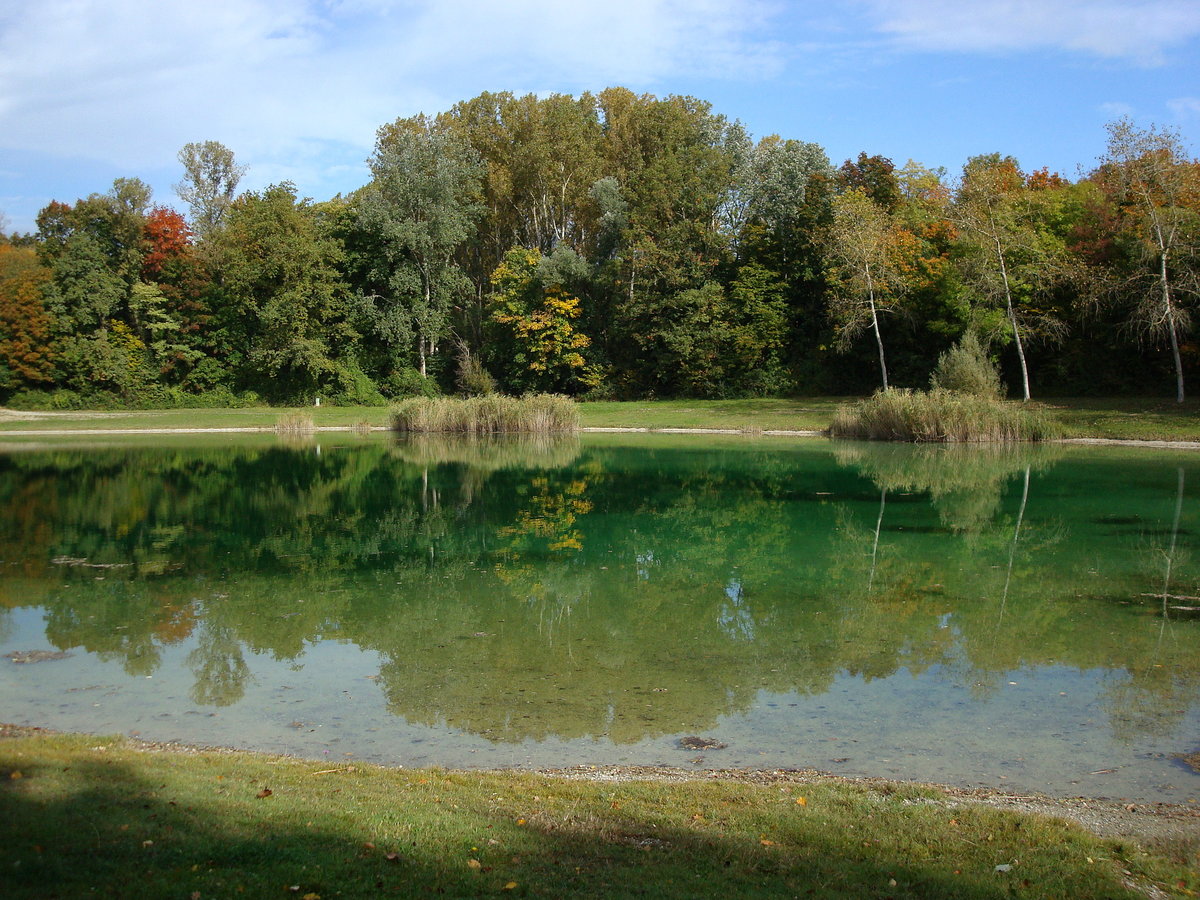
[456,342,498,397]
[829,388,1060,443]
[331,364,388,407]
[379,367,441,400]
[930,332,1004,399]
[391,394,579,433]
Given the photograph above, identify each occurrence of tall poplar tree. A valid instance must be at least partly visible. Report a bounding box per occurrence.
[175,141,246,240]
[359,117,483,379]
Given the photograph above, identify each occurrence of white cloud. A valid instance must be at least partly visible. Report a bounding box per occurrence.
[0,0,780,165]
[853,0,1200,64]
[0,0,783,216]
[1168,97,1200,119]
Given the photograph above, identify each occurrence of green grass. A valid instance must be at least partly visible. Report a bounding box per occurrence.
[1041,396,1200,442]
[2,396,1200,442]
[1,732,1194,900]
[829,390,1062,443]
[0,405,396,432]
[579,398,845,432]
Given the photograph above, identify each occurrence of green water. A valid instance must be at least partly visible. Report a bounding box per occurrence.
[1,433,1198,803]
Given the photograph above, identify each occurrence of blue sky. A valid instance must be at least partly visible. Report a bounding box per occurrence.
[1,0,1198,234]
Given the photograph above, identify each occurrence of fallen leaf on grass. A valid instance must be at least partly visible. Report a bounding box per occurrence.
[503,882,518,891]
[467,858,482,870]
[760,839,776,847]
[256,788,273,799]
[794,797,807,807]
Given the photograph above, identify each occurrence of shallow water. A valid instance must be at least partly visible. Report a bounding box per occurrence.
[1,433,1198,804]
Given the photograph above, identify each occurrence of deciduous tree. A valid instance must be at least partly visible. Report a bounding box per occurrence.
[1097,118,1200,402]
[359,117,483,378]
[175,141,246,239]
[822,189,910,390]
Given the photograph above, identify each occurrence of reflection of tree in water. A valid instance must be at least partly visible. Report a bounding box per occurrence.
[4,439,1200,746]
[1100,466,1200,741]
[833,442,1062,537]
[187,621,250,707]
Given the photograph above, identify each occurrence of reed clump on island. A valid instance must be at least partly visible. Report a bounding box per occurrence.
[829,388,1062,442]
[391,393,579,434]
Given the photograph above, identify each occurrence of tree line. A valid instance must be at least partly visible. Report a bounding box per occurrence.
[1,87,1197,407]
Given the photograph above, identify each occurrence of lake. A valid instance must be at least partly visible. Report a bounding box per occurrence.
[1,432,1197,805]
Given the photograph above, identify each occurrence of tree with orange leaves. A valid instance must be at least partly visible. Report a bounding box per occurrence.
[0,243,56,391]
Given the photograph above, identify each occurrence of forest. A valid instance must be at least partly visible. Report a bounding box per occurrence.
[0,87,1197,407]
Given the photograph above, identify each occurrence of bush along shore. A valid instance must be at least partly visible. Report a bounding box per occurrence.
[391,393,580,433]
[829,389,1063,442]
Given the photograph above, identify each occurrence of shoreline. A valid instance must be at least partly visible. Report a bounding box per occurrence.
[2,424,1200,449]
[3,723,1197,846]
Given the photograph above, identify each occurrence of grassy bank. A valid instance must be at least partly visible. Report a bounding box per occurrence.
[2,397,1200,442]
[1,731,1194,900]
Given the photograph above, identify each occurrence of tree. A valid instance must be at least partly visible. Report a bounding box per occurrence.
[212,183,355,400]
[0,244,55,390]
[175,141,246,239]
[822,189,910,389]
[139,206,212,386]
[1098,119,1200,402]
[839,152,902,212]
[952,156,1068,401]
[487,248,596,394]
[359,117,483,378]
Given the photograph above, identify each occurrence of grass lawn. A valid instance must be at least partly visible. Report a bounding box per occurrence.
[2,396,1199,441]
[1040,397,1200,442]
[2,731,1195,900]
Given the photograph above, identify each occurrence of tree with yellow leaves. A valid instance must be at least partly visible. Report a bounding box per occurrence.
[488,247,598,394]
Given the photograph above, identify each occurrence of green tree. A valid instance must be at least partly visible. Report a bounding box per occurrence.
[34,185,156,395]
[175,141,246,240]
[359,117,483,379]
[212,183,356,400]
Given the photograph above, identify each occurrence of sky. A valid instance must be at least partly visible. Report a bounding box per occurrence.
[1,0,1198,234]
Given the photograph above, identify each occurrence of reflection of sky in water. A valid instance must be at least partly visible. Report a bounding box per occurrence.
[0,436,1198,806]
[719,577,755,641]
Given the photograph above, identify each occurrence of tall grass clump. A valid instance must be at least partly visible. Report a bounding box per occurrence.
[929,331,1004,399]
[274,412,315,435]
[829,388,1061,442]
[391,393,579,433]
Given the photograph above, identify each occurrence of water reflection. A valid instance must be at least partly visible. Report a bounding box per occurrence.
[0,436,1198,798]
